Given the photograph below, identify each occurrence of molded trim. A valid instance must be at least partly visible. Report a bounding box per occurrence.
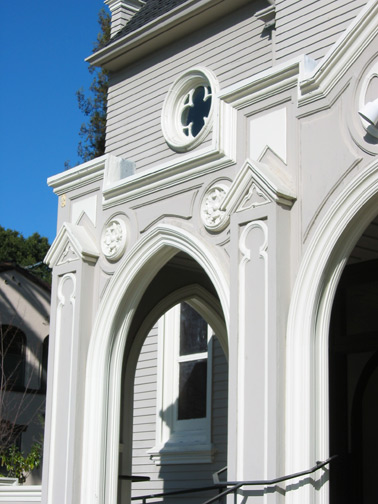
[220,0,378,108]
[80,224,230,504]
[161,66,219,152]
[102,98,237,208]
[47,155,108,195]
[200,158,296,232]
[286,159,378,504]
[87,0,254,71]
[0,485,42,502]
[298,0,378,105]
[143,285,227,465]
[45,222,99,267]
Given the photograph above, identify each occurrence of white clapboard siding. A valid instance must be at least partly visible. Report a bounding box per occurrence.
[131,327,228,503]
[275,0,368,62]
[106,4,272,171]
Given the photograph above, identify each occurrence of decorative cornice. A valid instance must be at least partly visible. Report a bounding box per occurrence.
[47,154,134,196]
[298,0,378,105]
[87,0,253,71]
[47,155,107,196]
[102,98,237,208]
[45,222,99,267]
[219,56,316,109]
[47,103,235,209]
[102,148,234,209]
[48,0,377,216]
[220,0,378,109]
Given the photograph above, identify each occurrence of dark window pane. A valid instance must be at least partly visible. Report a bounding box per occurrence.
[41,336,49,391]
[0,325,25,389]
[178,359,207,420]
[181,86,212,137]
[180,303,207,356]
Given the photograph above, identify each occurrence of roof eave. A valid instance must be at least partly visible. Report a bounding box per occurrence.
[86,0,255,71]
[0,263,51,292]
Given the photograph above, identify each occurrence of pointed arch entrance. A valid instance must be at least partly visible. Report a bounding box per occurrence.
[286,159,378,504]
[80,225,229,504]
[122,267,228,502]
[329,217,378,503]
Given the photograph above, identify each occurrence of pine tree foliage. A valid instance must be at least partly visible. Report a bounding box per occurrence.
[76,9,111,163]
[0,227,51,283]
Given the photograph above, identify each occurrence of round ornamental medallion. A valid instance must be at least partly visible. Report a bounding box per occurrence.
[162,67,219,152]
[101,218,127,261]
[201,184,229,231]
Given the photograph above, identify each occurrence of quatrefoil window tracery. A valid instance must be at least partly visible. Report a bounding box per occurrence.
[181,86,212,138]
[161,67,218,152]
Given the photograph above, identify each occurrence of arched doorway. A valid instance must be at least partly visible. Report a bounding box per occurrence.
[329,216,378,503]
[81,225,229,504]
[118,252,228,503]
[286,160,378,504]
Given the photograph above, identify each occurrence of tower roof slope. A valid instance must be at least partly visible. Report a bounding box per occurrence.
[111,0,190,42]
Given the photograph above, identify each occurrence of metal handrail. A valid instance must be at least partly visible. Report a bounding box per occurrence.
[131,483,225,501]
[130,456,336,504]
[202,456,336,504]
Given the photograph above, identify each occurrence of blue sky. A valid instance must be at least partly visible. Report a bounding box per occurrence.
[0,0,106,244]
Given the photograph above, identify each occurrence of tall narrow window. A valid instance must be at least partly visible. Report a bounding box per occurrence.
[178,302,208,420]
[149,302,214,464]
[41,336,49,391]
[0,325,26,390]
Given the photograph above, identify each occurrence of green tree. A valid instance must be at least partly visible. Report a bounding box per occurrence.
[0,438,42,484]
[0,227,51,283]
[76,8,111,163]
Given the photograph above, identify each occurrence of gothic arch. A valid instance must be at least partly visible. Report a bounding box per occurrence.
[80,224,230,504]
[286,159,378,504]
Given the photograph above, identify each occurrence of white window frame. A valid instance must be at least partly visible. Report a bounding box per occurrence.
[161,67,219,152]
[148,302,214,465]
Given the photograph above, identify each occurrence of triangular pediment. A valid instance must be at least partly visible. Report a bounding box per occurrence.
[201,157,296,232]
[237,182,271,212]
[223,157,296,212]
[44,222,99,268]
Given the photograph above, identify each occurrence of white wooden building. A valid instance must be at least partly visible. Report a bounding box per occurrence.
[40,0,378,503]
[0,263,49,498]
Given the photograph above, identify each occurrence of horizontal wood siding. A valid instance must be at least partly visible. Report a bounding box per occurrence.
[106,3,273,171]
[132,326,158,487]
[275,0,368,62]
[132,327,228,503]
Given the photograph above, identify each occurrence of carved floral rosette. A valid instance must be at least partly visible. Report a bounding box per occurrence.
[101,217,127,261]
[201,183,229,232]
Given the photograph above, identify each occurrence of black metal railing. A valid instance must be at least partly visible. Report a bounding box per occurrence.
[127,456,336,504]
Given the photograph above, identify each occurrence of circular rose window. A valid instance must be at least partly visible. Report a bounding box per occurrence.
[162,67,219,152]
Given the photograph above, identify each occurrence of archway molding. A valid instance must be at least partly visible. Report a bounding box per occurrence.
[119,284,228,495]
[80,223,230,504]
[286,159,378,504]
[129,283,228,368]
